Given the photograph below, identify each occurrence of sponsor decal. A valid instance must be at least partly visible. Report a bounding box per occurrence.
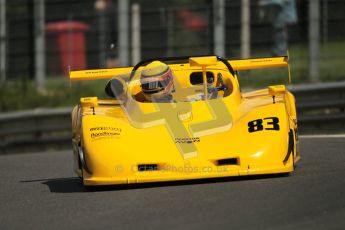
[90,126,122,140]
[85,70,108,75]
[175,137,200,144]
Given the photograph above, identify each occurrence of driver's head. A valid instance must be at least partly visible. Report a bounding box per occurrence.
[140,61,174,101]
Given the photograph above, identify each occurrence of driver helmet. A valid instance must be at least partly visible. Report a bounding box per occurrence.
[140,61,174,101]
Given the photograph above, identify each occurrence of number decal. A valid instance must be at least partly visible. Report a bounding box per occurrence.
[264,117,280,130]
[248,119,264,132]
[248,117,280,133]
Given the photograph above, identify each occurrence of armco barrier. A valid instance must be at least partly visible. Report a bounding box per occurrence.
[0,107,72,154]
[1,82,345,154]
[289,81,345,134]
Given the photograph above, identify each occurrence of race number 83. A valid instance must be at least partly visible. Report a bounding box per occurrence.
[248,117,280,133]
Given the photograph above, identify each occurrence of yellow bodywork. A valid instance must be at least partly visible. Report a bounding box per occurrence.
[70,56,299,186]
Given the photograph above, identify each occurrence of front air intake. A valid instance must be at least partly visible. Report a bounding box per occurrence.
[137,164,159,172]
[216,158,239,166]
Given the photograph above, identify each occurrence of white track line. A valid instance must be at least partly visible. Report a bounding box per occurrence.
[299,134,345,139]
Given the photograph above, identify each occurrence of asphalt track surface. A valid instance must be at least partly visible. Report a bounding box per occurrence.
[1,136,345,230]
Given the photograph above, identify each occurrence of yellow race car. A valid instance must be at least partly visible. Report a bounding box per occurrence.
[70,56,299,186]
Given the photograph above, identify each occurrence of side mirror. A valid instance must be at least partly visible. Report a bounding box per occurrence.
[189,56,218,67]
[268,85,286,104]
[268,85,286,96]
[80,97,98,107]
[105,78,127,100]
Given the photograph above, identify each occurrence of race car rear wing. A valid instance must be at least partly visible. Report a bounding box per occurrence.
[69,66,133,81]
[229,56,291,83]
[229,56,288,70]
[70,55,291,82]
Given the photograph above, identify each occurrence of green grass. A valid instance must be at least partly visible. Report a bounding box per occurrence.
[1,41,345,112]
[238,41,345,88]
[0,78,108,112]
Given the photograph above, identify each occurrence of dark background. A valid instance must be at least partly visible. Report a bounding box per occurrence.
[5,0,345,78]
